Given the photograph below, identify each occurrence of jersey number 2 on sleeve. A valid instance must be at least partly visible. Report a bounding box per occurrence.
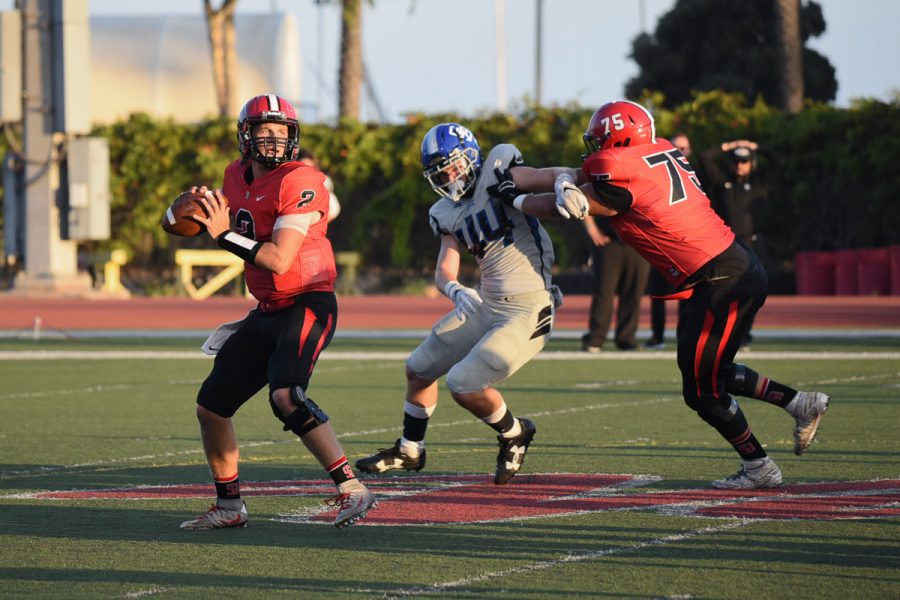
[643,149,704,205]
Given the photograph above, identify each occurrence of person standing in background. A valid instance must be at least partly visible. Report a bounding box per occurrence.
[699,139,779,349]
[581,215,650,353]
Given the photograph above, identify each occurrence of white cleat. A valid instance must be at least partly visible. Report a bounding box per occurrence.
[791,391,830,455]
[328,483,377,528]
[180,502,248,530]
[712,457,783,489]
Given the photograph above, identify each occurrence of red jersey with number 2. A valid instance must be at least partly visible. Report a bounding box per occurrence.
[222,159,336,301]
[582,138,734,288]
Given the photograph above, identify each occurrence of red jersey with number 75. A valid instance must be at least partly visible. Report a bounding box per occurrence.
[222,159,336,301]
[582,138,734,288]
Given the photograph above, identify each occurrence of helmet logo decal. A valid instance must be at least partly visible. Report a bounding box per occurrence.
[447,124,476,143]
[600,113,626,135]
[420,123,483,202]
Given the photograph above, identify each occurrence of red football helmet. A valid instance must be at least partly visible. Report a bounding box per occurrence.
[237,93,300,169]
[583,100,656,155]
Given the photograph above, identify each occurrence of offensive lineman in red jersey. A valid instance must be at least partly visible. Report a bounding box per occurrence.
[179,94,375,529]
[489,100,830,488]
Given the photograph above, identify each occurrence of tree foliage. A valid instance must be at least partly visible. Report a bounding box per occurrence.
[2,94,897,294]
[626,0,837,107]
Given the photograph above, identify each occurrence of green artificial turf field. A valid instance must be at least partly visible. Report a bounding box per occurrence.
[1,335,898,599]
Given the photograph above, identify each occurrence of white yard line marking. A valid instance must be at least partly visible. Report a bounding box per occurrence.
[119,587,175,598]
[359,520,753,598]
[798,371,900,386]
[0,364,394,401]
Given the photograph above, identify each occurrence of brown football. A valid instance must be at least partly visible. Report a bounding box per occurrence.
[161,190,210,237]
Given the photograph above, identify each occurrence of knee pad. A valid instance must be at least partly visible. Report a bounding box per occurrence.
[726,363,757,397]
[270,386,329,437]
[728,363,746,388]
[710,397,740,422]
[685,395,739,425]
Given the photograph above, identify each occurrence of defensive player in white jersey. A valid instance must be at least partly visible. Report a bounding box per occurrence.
[356,123,572,484]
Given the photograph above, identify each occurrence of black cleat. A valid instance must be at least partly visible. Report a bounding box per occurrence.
[494,418,536,484]
[355,439,426,474]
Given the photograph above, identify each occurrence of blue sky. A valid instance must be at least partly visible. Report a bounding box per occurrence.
[6,0,898,122]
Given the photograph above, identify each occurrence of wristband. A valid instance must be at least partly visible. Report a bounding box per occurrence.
[512,195,527,211]
[216,231,262,264]
[443,280,461,298]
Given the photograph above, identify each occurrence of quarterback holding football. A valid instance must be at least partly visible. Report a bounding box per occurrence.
[178,94,375,530]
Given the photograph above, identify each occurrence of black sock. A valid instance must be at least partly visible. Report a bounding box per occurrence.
[327,456,356,486]
[214,473,241,501]
[727,364,798,408]
[726,427,767,460]
[703,408,767,461]
[403,411,429,442]
[487,409,516,435]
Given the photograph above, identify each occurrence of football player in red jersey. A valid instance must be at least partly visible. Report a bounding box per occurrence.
[178,94,375,529]
[489,100,830,489]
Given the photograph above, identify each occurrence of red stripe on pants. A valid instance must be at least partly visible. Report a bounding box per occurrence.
[711,300,739,400]
[309,313,334,375]
[298,307,316,358]
[694,310,716,400]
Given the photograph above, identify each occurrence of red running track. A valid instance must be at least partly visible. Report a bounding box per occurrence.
[0,294,898,331]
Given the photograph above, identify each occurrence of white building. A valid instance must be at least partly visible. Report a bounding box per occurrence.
[90,13,302,124]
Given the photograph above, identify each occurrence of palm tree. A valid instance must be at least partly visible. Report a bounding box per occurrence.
[775,0,804,113]
[204,0,238,118]
[338,0,363,120]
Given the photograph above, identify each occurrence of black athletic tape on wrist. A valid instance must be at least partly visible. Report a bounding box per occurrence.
[216,231,262,264]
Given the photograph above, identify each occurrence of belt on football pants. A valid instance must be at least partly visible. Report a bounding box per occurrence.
[257,296,297,313]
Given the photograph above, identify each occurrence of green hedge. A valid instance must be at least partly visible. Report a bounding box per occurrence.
[2,92,898,293]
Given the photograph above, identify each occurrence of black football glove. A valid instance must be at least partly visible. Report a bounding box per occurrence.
[486,168,525,207]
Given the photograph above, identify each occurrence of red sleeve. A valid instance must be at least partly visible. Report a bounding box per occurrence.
[582,151,634,213]
[277,166,330,217]
[582,152,626,184]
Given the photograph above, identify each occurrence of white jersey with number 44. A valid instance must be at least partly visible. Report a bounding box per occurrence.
[428,144,555,298]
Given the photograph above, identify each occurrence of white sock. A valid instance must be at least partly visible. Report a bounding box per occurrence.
[482,402,523,438]
[404,400,435,419]
[503,418,523,438]
[338,478,364,493]
[400,437,424,458]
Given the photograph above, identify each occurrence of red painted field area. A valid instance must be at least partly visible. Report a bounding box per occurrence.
[29,474,900,524]
[1,295,898,331]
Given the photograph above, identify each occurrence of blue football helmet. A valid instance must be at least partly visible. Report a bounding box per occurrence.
[420,123,482,202]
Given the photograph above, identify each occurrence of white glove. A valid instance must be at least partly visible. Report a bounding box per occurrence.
[554,174,590,220]
[443,280,483,320]
[549,284,564,308]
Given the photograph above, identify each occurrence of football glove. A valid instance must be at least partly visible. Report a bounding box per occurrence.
[554,174,590,220]
[443,280,483,320]
[486,168,526,208]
